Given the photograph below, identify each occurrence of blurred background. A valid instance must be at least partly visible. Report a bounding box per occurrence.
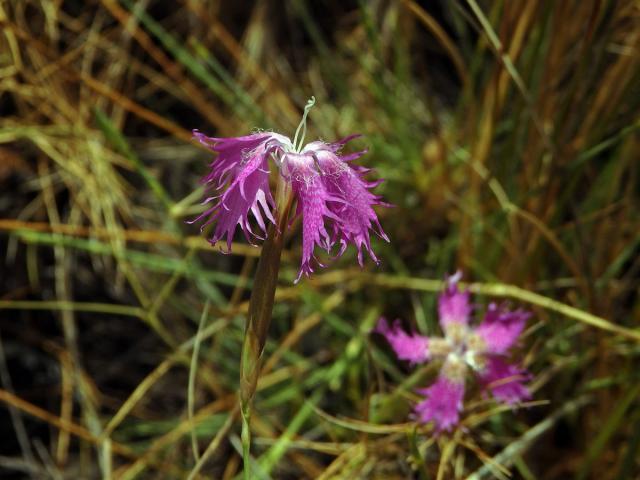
[0,0,639,478]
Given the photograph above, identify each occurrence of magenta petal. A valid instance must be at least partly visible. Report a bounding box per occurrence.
[414,377,465,432]
[220,171,273,250]
[310,148,389,266]
[375,318,429,364]
[339,149,368,162]
[194,130,275,187]
[204,162,272,251]
[474,303,530,354]
[438,272,471,330]
[284,153,339,281]
[480,356,531,404]
[305,134,362,154]
[191,131,286,251]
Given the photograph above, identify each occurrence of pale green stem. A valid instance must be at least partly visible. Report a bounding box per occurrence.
[189,301,210,463]
[292,96,316,152]
[239,175,294,480]
[0,300,145,318]
[240,403,252,480]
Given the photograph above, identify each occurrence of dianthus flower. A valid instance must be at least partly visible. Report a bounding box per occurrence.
[375,272,531,432]
[190,98,389,282]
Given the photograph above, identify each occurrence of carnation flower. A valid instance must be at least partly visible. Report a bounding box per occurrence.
[375,272,531,432]
[190,98,389,282]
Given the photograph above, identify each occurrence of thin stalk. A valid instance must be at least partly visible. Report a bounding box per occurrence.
[188,301,210,463]
[239,176,294,480]
[292,96,316,152]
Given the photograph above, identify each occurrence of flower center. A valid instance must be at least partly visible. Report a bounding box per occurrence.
[445,322,466,346]
[441,353,467,383]
[429,338,451,357]
[443,323,486,373]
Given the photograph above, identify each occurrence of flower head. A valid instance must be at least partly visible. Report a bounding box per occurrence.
[191,98,389,281]
[375,272,531,432]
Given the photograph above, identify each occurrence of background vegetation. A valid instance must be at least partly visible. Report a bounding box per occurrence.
[1,0,639,478]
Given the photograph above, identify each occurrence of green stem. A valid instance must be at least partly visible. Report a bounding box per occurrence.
[0,300,146,319]
[241,402,252,480]
[239,177,294,479]
[292,96,316,152]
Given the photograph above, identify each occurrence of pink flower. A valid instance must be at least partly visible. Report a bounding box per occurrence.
[191,100,389,281]
[375,272,531,432]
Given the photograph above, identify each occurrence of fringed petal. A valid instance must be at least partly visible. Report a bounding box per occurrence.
[374,317,430,364]
[284,153,340,282]
[191,131,287,251]
[473,303,530,354]
[305,145,389,266]
[480,356,531,404]
[414,377,465,432]
[438,271,472,330]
